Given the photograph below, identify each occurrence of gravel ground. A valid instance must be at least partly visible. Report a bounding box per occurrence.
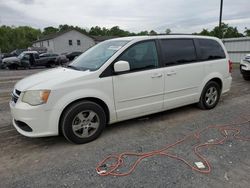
[0,67,249,188]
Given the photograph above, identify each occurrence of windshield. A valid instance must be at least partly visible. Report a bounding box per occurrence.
[69,40,129,71]
[18,53,25,59]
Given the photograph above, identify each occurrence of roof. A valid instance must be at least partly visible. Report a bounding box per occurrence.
[33,29,118,43]
[107,35,220,42]
[33,29,93,43]
[22,51,39,54]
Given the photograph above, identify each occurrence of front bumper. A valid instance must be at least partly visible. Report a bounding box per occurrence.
[240,60,250,75]
[10,100,59,137]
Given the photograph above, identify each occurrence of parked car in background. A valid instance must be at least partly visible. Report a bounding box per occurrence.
[2,53,26,69]
[240,54,250,80]
[39,53,58,58]
[11,49,27,56]
[2,51,58,69]
[0,53,2,68]
[2,49,27,59]
[65,51,83,61]
[56,54,69,65]
[10,35,232,144]
[28,47,47,54]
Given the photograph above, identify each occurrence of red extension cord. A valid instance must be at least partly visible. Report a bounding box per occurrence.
[96,117,250,176]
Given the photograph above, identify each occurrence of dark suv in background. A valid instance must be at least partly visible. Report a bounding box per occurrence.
[2,51,59,69]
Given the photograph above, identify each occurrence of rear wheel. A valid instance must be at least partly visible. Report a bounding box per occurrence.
[24,63,31,69]
[61,101,106,144]
[46,61,56,68]
[198,81,221,110]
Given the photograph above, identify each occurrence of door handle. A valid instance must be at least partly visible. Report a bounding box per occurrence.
[151,73,163,78]
[166,71,177,76]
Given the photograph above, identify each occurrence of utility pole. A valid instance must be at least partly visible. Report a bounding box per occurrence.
[219,0,223,38]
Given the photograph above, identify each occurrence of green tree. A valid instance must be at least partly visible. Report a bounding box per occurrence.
[43,26,58,36]
[199,29,211,36]
[0,25,41,53]
[197,23,244,38]
[58,24,74,32]
[137,31,149,36]
[108,26,130,37]
[165,28,171,34]
[149,30,157,35]
[244,27,250,36]
[89,26,104,36]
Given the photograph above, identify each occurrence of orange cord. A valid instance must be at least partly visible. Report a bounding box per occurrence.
[96,117,250,176]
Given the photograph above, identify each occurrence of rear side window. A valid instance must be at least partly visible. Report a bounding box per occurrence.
[198,39,225,61]
[160,39,197,66]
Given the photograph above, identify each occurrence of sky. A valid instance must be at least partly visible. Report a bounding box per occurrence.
[0,0,250,33]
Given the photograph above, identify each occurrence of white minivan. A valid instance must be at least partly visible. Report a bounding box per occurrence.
[10,35,232,144]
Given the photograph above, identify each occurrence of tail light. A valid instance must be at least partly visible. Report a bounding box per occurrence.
[228,60,233,73]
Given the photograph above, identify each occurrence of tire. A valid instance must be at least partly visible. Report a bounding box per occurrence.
[24,63,31,69]
[8,64,18,70]
[61,101,106,144]
[198,81,221,110]
[46,61,56,68]
[243,75,250,81]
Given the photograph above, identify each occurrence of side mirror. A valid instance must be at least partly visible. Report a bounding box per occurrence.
[114,60,130,73]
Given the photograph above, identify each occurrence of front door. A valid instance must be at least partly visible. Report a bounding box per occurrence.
[112,41,164,120]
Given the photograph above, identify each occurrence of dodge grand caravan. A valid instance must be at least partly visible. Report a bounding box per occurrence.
[10,35,232,144]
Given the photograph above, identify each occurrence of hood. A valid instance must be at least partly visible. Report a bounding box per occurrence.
[2,56,20,63]
[15,67,92,91]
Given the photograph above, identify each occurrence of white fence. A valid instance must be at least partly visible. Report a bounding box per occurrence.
[222,37,250,63]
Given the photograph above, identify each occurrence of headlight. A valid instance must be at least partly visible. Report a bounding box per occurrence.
[22,90,51,106]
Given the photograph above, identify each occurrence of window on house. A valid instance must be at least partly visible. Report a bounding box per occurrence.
[69,40,73,46]
[77,40,81,46]
[47,40,50,46]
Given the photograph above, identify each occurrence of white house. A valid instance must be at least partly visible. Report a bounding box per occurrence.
[32,29,96,54]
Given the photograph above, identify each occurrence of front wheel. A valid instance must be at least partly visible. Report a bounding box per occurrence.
[61,101,106,144]
[198,81,221,110]
[8,64,18,70]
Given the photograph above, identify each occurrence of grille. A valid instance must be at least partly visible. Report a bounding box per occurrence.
[11,89,21,103]
[15,89,21,95]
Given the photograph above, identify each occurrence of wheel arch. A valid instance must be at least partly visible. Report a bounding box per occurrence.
[58,97,110,134]
[208,77,223,90]
[8,62,19,69]
[200,73,223,93]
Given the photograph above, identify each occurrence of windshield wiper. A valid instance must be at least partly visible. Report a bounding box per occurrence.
[66,65,90,71]
[66,65,81,70]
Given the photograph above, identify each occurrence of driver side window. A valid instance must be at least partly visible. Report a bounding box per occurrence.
[23,54,30,60]
[117,41,159,71]
[34,53,40,59]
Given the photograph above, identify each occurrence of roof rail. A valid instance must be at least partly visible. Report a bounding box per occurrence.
[149,33,195,36]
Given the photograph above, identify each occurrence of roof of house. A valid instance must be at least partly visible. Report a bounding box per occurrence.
[33,29,95,43]
[33,29,118,43]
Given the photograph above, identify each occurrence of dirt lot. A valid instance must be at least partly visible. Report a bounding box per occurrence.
[0,67,250,188]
